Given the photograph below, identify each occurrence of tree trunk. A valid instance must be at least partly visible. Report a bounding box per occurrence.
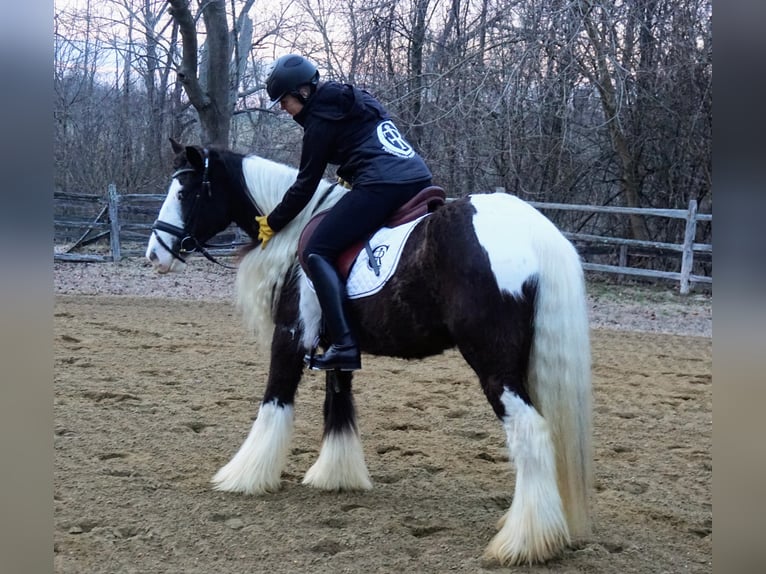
[168,0,231,146]
[579,0,648,240]
[408,0,429,148]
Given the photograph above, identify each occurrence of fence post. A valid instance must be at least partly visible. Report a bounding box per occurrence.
[108,183,121,262]
[618,245,628,282]
[679,199,698,295]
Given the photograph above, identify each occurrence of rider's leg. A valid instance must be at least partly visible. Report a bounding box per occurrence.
[305,252,361,371]
[303,179,432,371]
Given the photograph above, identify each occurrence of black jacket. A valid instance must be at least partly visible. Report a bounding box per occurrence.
[267,82,432,232]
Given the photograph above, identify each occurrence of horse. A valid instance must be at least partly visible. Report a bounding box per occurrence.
[145,139,593,565]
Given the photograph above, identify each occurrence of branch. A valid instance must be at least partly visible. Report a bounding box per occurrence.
[167,0,208,108]
[233,107,279,117]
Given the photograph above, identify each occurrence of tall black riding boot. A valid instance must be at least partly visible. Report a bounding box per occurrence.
[305,253,361,371]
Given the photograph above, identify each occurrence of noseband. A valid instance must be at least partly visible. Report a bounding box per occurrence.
[152,152,241,269]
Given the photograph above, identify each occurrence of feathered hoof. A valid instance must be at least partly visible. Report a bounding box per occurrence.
[210,465,282,495]
[301,429,373,491]
[302,462,372,491]
[481,516,569,566]
[482,535,566,566]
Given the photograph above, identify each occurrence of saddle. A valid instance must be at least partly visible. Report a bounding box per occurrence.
[298,186,446,280]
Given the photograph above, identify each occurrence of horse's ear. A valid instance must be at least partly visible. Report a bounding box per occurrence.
[169,137,184,154]
[185,146,206,170]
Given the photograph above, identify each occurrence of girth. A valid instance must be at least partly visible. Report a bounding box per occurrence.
[298,186,446,280]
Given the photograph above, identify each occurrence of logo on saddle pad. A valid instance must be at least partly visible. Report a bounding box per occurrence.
[346,215,425,299]
[302,216,425,300]
[368,245,389,271]
[298,186,446,298]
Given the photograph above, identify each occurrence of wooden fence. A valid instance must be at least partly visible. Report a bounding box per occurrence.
[524,198,712,295]
[54,186,712,294]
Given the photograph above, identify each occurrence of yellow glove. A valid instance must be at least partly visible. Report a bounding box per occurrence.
[255,215,275,249]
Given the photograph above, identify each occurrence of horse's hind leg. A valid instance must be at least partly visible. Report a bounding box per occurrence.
[303,370,372,490]
[451,292,568,564]
[482,387,569,565]
[211,322,304,495]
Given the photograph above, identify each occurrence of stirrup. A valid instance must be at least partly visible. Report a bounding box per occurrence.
[304,344,361,371]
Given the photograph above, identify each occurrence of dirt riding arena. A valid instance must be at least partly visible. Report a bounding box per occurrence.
[54,261,712,573]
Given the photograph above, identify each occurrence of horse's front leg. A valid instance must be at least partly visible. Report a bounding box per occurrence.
[211,321,305,495]
[303,370,372,491]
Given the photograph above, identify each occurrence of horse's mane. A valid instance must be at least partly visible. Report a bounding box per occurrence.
[235,155,347,346]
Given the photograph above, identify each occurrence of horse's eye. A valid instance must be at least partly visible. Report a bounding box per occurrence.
[177,190,184,200]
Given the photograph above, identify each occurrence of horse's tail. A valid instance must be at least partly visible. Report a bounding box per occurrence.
[528,230,592,541]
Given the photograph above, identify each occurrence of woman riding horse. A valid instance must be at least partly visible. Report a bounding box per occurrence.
[147,140,593,565]
[257,54,433,372]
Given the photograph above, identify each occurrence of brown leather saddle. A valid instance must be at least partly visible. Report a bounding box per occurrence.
[298,186,446,280]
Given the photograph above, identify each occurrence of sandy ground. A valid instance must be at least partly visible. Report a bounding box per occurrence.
[53,257,712,338]
[54,257,712,573]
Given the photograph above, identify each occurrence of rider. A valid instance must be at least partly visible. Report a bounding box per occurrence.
[256,54,433,372]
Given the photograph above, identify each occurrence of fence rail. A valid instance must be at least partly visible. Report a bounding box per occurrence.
[54,186,712,294]
[522,196,712,294]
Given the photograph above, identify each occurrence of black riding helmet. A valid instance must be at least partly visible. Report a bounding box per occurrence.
[266,55,320,106]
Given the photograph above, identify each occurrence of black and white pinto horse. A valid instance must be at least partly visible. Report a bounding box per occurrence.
[146,140,592,565]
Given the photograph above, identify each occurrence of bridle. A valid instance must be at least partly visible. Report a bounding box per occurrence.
[151,151,244,270]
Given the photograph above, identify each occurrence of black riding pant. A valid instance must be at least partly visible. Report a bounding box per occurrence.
[303,179,432,266]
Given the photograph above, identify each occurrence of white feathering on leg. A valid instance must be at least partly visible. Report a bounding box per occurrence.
[483,390,570,565]
[211,400,294,494]
[303,427,372,491]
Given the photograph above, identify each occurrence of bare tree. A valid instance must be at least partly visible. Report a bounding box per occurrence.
[54,0,712,256]
[566,0,711,239]
[167,0,231,145]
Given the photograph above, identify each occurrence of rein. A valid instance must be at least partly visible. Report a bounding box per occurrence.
[151,155,250,270]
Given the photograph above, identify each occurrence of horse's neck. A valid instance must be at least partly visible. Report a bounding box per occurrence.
[241,156,300,215]
[234,155,347,343]
[241,155,345,234]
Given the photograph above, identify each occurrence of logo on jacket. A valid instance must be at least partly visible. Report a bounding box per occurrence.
[377,121,415,158]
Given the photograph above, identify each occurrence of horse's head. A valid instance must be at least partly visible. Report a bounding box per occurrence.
[146,139,234,273]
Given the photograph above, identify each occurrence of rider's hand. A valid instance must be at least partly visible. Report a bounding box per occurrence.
[255,215,274,249]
